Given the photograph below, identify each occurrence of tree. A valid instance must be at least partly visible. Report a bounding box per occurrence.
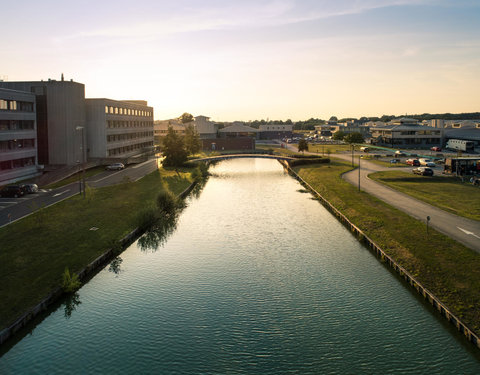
[162,126,188,167]
[298,138,308,153]
[332,131,346,141]
[184,124,201,155]
[179,112,194,124]
[329,116,338,122]
[344,132,364,144]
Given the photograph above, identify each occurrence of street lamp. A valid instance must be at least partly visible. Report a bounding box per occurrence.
[76,126,86,198]
[358,155,361,191]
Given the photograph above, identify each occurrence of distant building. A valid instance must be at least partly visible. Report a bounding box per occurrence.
[258,124,293,140]
[85,99,154,160]
[154,119,185,139]
[193,115,219,139]
[0,88,38,185]
[371,117,442,148]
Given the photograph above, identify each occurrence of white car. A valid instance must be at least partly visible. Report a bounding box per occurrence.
[106,163,125,171]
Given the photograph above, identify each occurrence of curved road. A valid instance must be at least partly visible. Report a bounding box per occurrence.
[337,154,480,252]
[285,144,480,252]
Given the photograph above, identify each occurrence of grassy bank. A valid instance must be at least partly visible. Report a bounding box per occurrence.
[370,170,480,221]
[294,161,480,333]
[0,166,194,331]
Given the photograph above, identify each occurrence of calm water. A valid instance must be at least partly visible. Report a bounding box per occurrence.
[1,159,479,374]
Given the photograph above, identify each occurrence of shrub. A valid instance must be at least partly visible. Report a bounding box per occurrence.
[156,191,178,214]
[62,268,81,293]
[136,206,158,231]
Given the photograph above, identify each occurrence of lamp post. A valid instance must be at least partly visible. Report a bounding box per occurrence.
[76,126,86,198]
[358,155,361,191]
[351,144,354,167]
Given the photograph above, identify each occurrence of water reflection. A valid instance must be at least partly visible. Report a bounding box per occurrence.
[64,293,81,319]
[108,256,123,276]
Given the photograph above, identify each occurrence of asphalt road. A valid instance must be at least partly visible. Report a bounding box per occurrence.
[0,159,159,228]
[338,154,480,252]
[285,144,480,252]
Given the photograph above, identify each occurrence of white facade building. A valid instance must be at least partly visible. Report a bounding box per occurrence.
[86,99,154,160]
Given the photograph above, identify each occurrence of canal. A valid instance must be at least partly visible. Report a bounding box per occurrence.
[1,158,479,374]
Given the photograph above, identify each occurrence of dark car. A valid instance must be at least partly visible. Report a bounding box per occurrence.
[430,146,442,152]
[0,185,26,198]
[413,167,434,176]
[406,159,420,166]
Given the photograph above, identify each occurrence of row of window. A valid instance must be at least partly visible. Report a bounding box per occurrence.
[107,132,153,143]
[107,141,153,157]
[107,120,153,129]
[105,106,152,117]
[0,99,34,112]
[0,156,36,171]
[155,129,185,134]
[0,139,35,152]
[376,130,441,136]
[0,120,35,131]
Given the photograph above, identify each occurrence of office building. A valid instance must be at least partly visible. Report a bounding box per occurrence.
[86,99,154,160]
[0,88,38,185]
[0,79,86,166]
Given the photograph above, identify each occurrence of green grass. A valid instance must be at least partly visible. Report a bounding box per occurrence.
[294,161,480,333]
[369,170,480,221]
[308,144,357,154]
[0,167,194,331]
[45,166,106,189]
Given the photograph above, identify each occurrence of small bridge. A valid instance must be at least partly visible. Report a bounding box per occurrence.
[189,154,297,163]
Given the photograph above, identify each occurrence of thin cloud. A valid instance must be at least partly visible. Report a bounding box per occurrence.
[54,0,437,43]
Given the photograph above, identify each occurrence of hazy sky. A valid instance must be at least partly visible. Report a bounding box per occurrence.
[2,0,479,121]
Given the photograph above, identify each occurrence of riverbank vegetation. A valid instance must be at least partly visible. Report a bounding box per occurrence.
[369,170,480,221]
[294,160,480,333]
[0,166,198,331]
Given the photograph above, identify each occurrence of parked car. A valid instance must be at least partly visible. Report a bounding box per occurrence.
[23,183,39,194]
[0,185,26,198]
[390,159,400,164]
[413,167,434,176]
[106,163,125,171]
[406,159,420,166]
[430,146,442,152]
[395,150,406,157]
[419,158,433,166]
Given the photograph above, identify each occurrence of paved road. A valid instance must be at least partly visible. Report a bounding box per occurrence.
[284,144,480,252]
[0,159,159,228]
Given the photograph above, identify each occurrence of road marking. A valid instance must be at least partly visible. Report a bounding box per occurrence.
[133,159,154,169]
[91,170,124,183]
[53,189,70,197]
[457,227,480,240]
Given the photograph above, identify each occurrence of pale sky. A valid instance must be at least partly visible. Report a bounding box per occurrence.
[2,0,479,121]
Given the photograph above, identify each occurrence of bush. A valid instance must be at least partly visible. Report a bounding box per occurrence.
[62,268,81,293]
[136,206,158,231]
[156,191,178,214]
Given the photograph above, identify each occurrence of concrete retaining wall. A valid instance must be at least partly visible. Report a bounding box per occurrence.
[282,160,480,350]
